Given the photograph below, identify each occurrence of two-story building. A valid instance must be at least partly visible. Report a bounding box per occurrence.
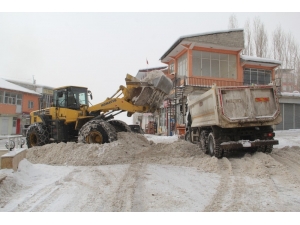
[5,78,54,109]
[0,78,41,135]
[156,29,282,135]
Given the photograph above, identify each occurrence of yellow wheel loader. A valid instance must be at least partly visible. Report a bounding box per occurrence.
[26,72,172,148]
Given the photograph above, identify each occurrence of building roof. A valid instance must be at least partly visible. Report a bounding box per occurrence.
[0,78,41,95]
[4,78,54,90]
[240,55,282,67]
[160,28,244,62]
[137,66,168,73]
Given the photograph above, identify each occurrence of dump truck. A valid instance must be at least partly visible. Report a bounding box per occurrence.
[185,83,282,158]
[26,71,172,147]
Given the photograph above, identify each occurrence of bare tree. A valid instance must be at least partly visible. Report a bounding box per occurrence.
[271,25,300,90]
[242,19,253,56]
[228,13,239,29]
[272,26,283,61]
[253,17,269,58]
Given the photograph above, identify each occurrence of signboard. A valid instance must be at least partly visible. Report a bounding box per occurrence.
[163,100,169,108]
[43,88,54,95]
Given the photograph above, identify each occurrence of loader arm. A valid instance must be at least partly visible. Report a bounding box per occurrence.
[87,93,149,114]
[87,73,173,116]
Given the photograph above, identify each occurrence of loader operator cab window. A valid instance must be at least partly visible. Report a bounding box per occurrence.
[55,90,66,107]
[54,87,88,109]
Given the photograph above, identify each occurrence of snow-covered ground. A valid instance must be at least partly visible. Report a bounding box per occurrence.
[0,130,300,223]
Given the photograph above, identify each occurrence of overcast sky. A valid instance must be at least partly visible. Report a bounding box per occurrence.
[1,2,299,123]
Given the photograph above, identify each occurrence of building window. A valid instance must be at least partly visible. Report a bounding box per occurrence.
[0,91,3,103]
[192,50,237,79]
[28,101,34,109]
[243,68,271,85]
[17,94,22,105]
[169,62,175,74]
[2,91,22,105]
[177,53,187,77]
[13,117,17,127]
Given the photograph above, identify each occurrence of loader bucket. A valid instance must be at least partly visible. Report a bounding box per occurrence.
[125,71,173,112]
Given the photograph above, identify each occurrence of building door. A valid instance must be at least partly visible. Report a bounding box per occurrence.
[12,117,17,134]
[16,118,21,134]
[277,103,300,130]
[1,118,9,135]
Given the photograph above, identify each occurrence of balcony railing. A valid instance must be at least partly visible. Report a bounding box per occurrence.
[183,76,243,87]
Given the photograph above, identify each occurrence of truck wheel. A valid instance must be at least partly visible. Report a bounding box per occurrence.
[26,123,50,148]
[257,145,266,152]
[184,130,191,142]
[108,120,132,133]
[208,132,223,158]
[265,145,273,153]
[78,120,117,144]
[199,130,209,153]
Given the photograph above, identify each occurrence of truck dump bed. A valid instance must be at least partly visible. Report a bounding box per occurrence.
[188,84,282,128]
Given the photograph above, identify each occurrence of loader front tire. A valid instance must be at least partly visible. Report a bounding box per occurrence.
[108,120,132,133]
[78,120,117,144]
[26,123,50,148]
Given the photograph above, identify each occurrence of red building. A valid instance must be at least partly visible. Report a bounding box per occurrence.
[0,78,41,135]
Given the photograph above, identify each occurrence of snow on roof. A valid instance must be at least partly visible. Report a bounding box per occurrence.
[179,28,244,39]
[241,55,282,65]
[138,66,168,72]
[0,78,41,95]
[160,29,244,60]
[4,78,54,90]
[280,91,300,97]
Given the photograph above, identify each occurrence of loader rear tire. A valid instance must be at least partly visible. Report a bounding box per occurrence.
[78,120,117,144]
[108,120,132,133]
[26,123,50,148]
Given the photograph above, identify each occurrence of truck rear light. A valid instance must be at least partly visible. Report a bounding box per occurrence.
[264,132,274,137]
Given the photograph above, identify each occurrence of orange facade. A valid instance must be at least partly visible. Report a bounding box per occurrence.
[0,88,40,135]
[164,46,278,87]
[0,103,16,114]
[0,89,40,115]
[22,93,40,113]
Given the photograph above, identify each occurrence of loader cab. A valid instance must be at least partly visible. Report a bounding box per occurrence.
[53,86,88,110]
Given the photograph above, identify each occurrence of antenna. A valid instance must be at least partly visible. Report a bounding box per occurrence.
[33,75,36,84]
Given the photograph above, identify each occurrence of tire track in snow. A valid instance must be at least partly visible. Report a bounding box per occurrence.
[203,157,232,212]
[110,163,146,212]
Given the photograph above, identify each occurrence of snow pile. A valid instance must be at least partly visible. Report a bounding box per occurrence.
[26,132,206,168]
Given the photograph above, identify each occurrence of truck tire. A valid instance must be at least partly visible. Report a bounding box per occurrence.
[26,123,50,148]
[199,130,209,153]
[184,130,191,142]
[78,120,117,144]
[265,145,273,153]
[257,145,266,152]
[108,120,132,133]
[207,132,223,158]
